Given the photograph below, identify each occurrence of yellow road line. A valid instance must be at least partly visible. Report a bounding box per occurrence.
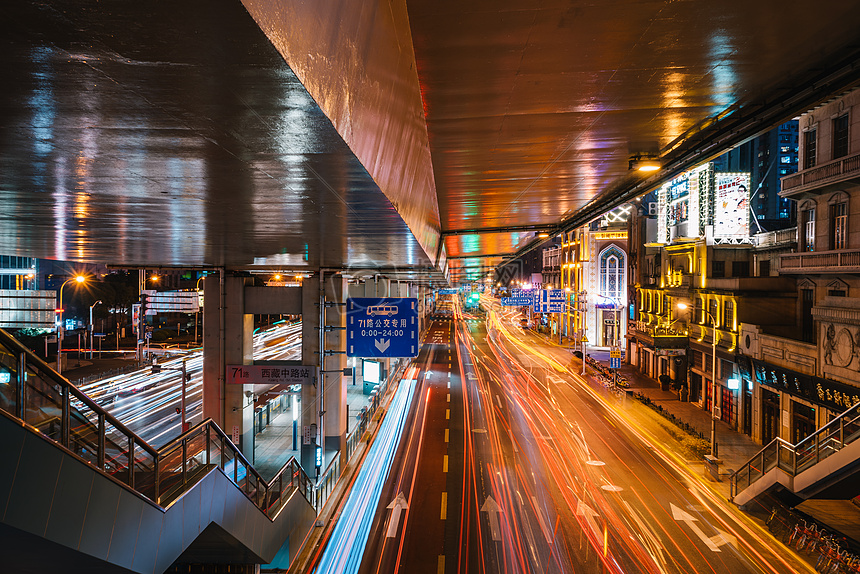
[443,454,448,473]
[446,409,450,420]
[437,555,445,574]
[444,428,449,443]
[441,492,447,520]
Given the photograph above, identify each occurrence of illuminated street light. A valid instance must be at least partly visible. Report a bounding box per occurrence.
[195,274,209,345]
[89,300,102,359]
[678,301,719,457]
[57,274,87,375]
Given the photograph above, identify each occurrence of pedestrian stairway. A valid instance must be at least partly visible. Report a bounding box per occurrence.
[0,328,316,574]
[731,400,860,507]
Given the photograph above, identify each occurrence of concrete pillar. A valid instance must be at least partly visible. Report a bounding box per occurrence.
[203,275,254,460]
[323,274,347,464]
[301,275,320,473]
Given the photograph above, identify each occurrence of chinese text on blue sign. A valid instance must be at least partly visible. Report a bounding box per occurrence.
[347,298,419,358]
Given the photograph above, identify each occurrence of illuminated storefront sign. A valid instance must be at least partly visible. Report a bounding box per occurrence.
[741,356,860,412]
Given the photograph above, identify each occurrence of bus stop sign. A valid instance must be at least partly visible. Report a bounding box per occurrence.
[347,298,419,358]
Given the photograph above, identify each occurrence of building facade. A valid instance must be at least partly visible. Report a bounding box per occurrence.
[554,207,630,350]
[736,88,860,445]
[627,158,799,444]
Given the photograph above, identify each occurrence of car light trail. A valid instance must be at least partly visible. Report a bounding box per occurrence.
[312,372,417,574]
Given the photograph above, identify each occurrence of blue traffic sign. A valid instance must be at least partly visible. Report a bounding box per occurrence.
[438,288,458,294]
[347,298,419,358]
[610,357,621,369]
[537,289,566,313]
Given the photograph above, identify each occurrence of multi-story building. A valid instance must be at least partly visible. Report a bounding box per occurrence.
[627,162,797,444]
[557,206,630,350]
[738,88,860,445]
[713,120,799,232]
[0,256,38,290]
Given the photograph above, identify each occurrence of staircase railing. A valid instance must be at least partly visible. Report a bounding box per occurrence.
[730,400,860,499]
[0,328,313,517]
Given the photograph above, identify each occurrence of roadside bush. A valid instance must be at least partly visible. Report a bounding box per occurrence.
[680,436,711,458]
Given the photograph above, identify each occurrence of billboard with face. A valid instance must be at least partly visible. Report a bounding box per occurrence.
[714,173,750,240]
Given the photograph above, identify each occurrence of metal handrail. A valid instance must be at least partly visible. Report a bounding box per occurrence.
[0,328,313,518]
[730,401,860,499]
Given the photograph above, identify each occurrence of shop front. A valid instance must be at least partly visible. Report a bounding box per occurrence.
[742,356,860,443]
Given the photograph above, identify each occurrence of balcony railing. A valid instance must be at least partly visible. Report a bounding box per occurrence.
[781,151,860,196]
[753,227,797,248]
[0,328,313,518]
[780,248,860,273]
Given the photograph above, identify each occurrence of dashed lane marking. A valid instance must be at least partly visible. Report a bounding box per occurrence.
[443,455,448,473]
[441,492,447,520]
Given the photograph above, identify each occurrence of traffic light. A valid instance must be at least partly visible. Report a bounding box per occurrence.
[139,292,149,317]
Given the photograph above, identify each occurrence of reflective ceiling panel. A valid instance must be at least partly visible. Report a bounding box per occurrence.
[3,0,860,279]
[0,0,432,270]
[407,0,860,268]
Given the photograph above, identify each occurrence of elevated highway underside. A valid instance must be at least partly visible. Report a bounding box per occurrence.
[3,1,860,281]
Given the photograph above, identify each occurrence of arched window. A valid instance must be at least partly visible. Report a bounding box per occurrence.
[599,245,625,304]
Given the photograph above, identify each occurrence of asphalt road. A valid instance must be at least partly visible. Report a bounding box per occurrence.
[360,300,812,574]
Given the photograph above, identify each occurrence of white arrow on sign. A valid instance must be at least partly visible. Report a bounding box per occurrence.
[375,338,390,353]
[386,492,409,538]
[670,503,730,552]
[481,496,502,541]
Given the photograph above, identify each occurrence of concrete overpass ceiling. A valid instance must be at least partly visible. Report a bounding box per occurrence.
[0,0,434,271]
[4,1,860,278]
[405,0,860,267]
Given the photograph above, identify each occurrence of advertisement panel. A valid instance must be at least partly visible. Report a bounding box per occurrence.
[714,173,750,241]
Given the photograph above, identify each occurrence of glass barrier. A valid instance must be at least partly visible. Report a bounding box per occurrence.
[0,328,314,519]
[732,402,860,499]
[67,398,100,467]
[24,366,64,444]
[134,443,156,500]
[0,347,19,416]
[104,419,129,482]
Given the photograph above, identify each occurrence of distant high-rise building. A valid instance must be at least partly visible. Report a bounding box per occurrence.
[0,256,38,290]
[712,120,798,232]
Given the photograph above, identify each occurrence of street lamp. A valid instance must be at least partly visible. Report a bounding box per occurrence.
[57,274,86,375]
[195,274,208,345]
[677,301,719,458]
[89,300,102,359]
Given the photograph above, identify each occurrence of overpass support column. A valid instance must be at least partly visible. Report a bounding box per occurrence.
[301,275,320,473]
[203,274,254,460]
[323,274,347,466]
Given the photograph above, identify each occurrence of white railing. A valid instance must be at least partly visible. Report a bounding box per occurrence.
[753,227,797,248]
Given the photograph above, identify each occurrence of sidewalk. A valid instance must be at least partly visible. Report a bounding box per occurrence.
[253,374,379,481]
[585,347,860,547]
[587,349,761,479]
